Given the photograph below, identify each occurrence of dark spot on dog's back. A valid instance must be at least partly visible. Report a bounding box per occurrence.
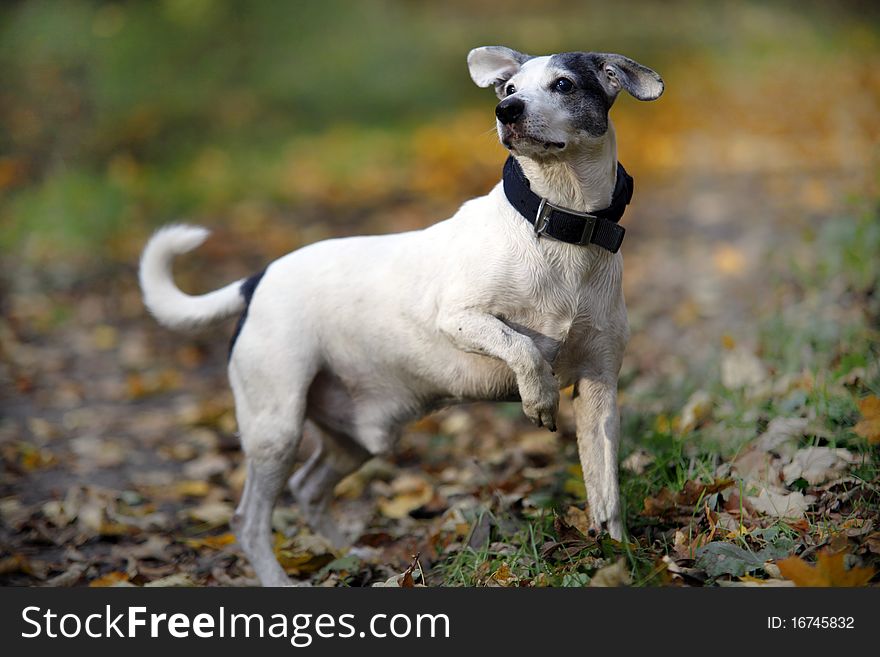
[228,268,266,360]
[549,52,612,137]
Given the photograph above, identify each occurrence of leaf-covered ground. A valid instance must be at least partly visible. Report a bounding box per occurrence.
[3,184,877,588]
[1,1,879,587]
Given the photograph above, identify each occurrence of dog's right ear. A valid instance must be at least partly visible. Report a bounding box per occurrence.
[467,46,530,89]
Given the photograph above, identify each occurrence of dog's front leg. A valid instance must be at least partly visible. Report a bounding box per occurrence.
[573,373,624,540]
[439,310,558,429]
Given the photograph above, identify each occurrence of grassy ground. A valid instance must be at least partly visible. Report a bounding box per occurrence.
[1,1,878,587]
[429,204,880,586]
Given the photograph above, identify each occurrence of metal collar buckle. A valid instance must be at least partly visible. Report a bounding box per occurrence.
[534,197,598,245]
[534,198,552,237]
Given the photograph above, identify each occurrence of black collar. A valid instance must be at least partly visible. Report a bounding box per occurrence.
[502,156,633,253]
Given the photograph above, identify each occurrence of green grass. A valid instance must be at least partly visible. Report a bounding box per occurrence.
[435,204,880,586]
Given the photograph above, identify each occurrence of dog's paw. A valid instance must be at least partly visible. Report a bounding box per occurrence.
[520,367,559,431]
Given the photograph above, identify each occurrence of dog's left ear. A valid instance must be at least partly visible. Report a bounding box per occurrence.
[467,46,530,88]
[596,53,664,101]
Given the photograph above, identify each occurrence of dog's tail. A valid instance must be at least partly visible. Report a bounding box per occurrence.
[139,224,246,331]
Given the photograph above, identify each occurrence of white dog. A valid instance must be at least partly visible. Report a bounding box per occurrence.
[139,46,663,586]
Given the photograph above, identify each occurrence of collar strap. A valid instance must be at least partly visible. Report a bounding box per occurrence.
[502,156,633,253]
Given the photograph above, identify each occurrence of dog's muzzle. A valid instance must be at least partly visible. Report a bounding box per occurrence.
[495,97,525,125]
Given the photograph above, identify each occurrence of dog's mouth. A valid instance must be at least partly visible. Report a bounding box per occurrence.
[500,125,565,152]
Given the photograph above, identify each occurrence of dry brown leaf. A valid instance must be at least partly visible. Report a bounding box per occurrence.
[853,396,880,444]
[747,488,815,520]
[777,549,876,587]
[589,559,632,587]
[563,506,592,537]
[782,447,855,486]
[642,479,733,517]
[679,390,713,433]
[487,563,518,587]
[274,534,335,576]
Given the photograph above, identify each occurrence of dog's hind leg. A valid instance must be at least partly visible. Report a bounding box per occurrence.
[288,426,370,547]
[230,359,315,586]
[233,453,297,586]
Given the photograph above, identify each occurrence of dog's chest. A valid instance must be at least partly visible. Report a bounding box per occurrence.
[497,256,599,361]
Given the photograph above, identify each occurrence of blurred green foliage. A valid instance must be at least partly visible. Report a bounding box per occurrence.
[1,0,878,260]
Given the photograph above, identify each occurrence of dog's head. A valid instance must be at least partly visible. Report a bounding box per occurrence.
[468,47,663,158]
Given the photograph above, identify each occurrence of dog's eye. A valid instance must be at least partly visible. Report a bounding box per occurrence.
[554,78,574,93]
[505,83,516,96]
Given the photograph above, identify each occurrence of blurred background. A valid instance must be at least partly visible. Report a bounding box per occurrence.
[1,1,878,587]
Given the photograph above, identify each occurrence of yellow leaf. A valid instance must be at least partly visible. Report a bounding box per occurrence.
[777,549,875,587]
[184,532,237,550]
[274,534,335,576]
[488,563,518,587]
[654,414,672,434]
[92,324,119,351]
[853,395,880,444]
[173,480,211,497]
[89,571,130,587]
[713,245,747,276]
[377,474,433,519]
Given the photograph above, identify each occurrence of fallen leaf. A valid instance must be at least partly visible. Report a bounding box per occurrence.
[853,396,880,444]
[144,573,197,587]
[43,564,87,587]
[183,454,229,480]
[89,571,131,587]
[184,532,237,550]
[721,348,766,390]
[589,559,631,587]
[274,534,335,576]
[622,449,654,475]
[777,549,876,587]
[696,543,765,578]
[70,435,124,469]
[173,480,212,498]
[713,244,747,276]
[185,501,233,527]
[782,447,855,486]
[466,512,493,550]
[563,506,592,537]
[0,554,45,579]
[720,576,794,587]
[518,430,560,458]
[371,574,405,587]
[487,563,518,587]
[696,540,793,578]
[679,390,713,433]
[642,480,734,517]
[754,417,810,452]
[377,474,434,519]
[747,488,815,519]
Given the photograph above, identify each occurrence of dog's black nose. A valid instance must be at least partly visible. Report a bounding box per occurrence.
[495,97,525,125]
